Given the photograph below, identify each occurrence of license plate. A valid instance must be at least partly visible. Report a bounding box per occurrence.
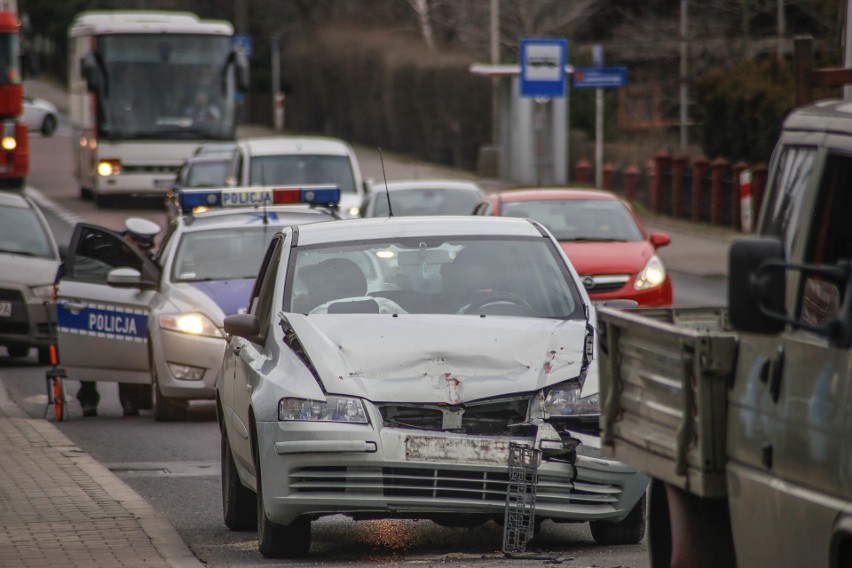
[0,302,11,317]
[153,179,173,189]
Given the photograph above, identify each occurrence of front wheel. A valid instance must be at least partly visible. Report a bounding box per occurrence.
[255,429,311,558]
[152,370,188,422]
[221,432,256,530]
[41,114,57,137]
[590,492,646,545]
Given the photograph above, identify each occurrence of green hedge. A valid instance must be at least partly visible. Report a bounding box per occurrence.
[281,28,491,170]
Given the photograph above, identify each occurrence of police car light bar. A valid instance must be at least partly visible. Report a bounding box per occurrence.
[178,186,341,212]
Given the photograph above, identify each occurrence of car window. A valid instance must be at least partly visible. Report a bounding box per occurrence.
[249,236,283,328]
[64,227,143,283]
[501,199,644,242]
[370,188,482,217]
[171,226,283,282]
[762,145,816,257]
[285,236,584,319]
[0,204,55,258]
[249,155,356,194]
[186,160,229,187]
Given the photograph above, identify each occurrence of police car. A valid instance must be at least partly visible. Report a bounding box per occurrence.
[55,186,340,420]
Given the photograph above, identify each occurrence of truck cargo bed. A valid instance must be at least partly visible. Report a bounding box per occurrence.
[597,306,737,498]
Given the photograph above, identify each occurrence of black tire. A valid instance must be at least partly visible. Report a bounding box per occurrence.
[80,186,93,200]
[152,370,188,422]
[590,492,646,545]
[41,114,57,137]
[254,429,311,558]
[221,432,257,531]
[6,346,29,358]
[93,192,113,208]
[647,479,671,567]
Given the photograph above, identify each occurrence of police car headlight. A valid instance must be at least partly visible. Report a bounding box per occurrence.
[29,285,54,301]
[278,396,369,423]
[159,313,223,338]
[348,206,360,217]
[543,380,599,417]
[634,255,666,290]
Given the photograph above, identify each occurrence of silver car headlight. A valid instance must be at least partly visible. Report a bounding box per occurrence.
[634,254,666,290]
[544,380,599,417]
[278,396,369,423]
[159,313,223,338]
[29,284,54,302]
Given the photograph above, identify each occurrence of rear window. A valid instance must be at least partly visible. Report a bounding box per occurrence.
[249,155,356,194]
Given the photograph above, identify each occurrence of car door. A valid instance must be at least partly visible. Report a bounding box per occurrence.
[56,223,160,384]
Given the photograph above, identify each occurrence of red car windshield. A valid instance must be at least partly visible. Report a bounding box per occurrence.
[501,199,644,242]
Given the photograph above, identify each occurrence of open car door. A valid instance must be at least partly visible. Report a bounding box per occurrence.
[56,223,160,384]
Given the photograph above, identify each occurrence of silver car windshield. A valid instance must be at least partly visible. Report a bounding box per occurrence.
[501,199,644,242]
[0,206,54,258]
[286,236,584,318]
[172,226,281,282]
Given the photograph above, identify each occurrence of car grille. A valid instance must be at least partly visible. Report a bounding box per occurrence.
[377,398,530,435]
[289,465,622,509]
[121,164,181,175]
[581,274,630,294]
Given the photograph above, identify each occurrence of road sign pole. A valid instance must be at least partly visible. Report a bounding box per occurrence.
[593,46,604,189]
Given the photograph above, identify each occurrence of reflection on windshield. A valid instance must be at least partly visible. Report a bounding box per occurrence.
[287,237,584,318]
[97,34,235,140]
[501,199,644,242]
[0,207,54,258]
[172,227,279,282]
[372,188,481,217]
[250,155,356,194]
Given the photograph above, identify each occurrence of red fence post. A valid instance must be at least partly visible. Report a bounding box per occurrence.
[575,159,592,186]
[692,158,709,222]
[752,163,768,225]
[732,161,748,230]
[652,151,671,213]
[624,164,639,202]
[672,154,689,218]
[645,158,657,210]
[602,163,615,190]
[710,157,729,226]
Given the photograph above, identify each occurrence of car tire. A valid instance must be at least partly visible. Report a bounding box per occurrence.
[41,114,57,137]
[6,346,28,358]
[221,432,256,531]
[79,186,92,200]
[254,428,311,558]
[152,369,188,422]
[589,492,646,545]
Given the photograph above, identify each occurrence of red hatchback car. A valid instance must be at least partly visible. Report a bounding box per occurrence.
[474,188,673,306]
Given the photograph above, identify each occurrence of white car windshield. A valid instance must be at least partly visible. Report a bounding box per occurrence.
[0,206,55,258]
[286,236,585,318]
[172,226,282,282]
[502,199,644,242]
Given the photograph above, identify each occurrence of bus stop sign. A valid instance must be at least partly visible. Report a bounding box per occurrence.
[519,38,568,98]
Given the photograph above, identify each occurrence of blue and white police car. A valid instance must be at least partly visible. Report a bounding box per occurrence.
[55,186,340,420]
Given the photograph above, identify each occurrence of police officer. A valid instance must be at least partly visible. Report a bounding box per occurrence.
[77,217,161,417]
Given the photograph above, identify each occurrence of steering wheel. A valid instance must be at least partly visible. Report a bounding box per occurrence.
[464,291,534,315]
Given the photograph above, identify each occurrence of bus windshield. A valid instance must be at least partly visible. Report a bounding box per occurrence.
[96,34,234,141]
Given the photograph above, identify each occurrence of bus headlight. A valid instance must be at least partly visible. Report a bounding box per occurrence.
[1,136,16,151]
[97,159,122,176]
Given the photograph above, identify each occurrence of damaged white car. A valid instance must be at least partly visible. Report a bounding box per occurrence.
[216,215,649,558]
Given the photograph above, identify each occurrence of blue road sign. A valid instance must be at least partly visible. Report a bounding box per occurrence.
[519,38,568,98]
[232,35,253,57]
[573,66,628,89]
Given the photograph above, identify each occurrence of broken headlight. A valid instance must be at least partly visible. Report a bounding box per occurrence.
[543,380,599,417]
[278,396,369,423]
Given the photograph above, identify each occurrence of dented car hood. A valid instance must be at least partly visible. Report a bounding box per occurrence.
[285,314,590,404]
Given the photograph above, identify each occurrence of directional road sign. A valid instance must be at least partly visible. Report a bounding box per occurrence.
[573,66,628,89]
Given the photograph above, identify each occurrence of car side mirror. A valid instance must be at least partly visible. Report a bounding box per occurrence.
[106,267,157,290]
[81,51,103,94]
[728,238,786,334]
[224,313,261,344]
[650,232,671,248]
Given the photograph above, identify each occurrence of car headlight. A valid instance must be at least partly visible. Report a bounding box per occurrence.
[634,254,666,290]
[544,380,599,417]
[278,396,369,423]
[29,285,54,301]
[2,135,16,150]
[159,313,223,338]
[348,206,360,217]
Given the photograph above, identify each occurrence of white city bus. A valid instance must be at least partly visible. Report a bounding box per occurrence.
[68,11,247,206]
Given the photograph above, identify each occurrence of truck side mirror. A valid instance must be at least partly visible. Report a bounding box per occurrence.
[728,237,786,334]
[81,51,105,94]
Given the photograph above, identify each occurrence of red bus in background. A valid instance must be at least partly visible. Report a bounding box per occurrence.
[0,0,28,189]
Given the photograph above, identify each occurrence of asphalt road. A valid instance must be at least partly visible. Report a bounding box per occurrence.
[0,123,725,566]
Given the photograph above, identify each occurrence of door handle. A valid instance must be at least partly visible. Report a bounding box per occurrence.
[64,302,86,314]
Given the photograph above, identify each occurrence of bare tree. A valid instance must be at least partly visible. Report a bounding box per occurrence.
[407,0,436,49]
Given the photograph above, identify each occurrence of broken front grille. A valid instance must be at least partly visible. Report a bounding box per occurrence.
[377,397,530,435]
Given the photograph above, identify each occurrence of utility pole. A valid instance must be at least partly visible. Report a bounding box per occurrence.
[777,0,786,61]
[490,0,500,146]
[679,0,688,150]
[845,0,852,100]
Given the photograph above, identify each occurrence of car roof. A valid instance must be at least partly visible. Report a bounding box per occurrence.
[238,136,354,157]
[177,206,336,233]
[379,179,484,193]
[495,188,620,201]
[0,191,35,209]
[295,216,542,246]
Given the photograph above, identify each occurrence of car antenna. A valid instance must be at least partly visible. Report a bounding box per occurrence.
[378,146,393,217]
[259,163,269,224]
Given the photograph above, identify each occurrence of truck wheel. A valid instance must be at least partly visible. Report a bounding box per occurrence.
[647,479,672,567]
[221,432,256,530]
[255,432,311,558]
[590,492,646,545]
